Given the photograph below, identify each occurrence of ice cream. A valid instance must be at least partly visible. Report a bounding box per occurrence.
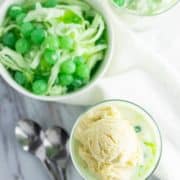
[71,101,161,180]
[74,105,143,180]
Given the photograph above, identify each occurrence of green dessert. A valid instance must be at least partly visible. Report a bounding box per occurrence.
[112,0,177,15]
[0,0,108,96]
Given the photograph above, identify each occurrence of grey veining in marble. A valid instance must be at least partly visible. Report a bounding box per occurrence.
[0,77,85,180]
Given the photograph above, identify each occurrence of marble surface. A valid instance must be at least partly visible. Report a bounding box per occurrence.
[0,2,180,180]
[0,77,85,180]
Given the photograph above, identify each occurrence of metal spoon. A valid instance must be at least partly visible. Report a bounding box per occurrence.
[15,119,61,180]
[15,119,44,159]
[44,126,69,180]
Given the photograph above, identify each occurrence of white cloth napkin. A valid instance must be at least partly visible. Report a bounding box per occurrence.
[62,4,180,179]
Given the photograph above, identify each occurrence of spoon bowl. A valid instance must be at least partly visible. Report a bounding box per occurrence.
[44,126,69,160]
[15,119,43,153]
[15,119,69,180]
[44,126,70,180]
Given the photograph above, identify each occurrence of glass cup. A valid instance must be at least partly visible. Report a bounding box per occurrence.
[70,100,162,180]
[108,0,180,31]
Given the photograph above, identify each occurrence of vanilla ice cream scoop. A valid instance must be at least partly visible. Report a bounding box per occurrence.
[74,105,143,179]
[80,118,141,164]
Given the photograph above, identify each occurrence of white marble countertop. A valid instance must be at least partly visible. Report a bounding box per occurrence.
[0,76,86,180]
[0,2,180,180]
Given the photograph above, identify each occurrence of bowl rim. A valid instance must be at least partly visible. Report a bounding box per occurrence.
[0,0,114,102]
[70,99,162,179]
[111,0,180,17]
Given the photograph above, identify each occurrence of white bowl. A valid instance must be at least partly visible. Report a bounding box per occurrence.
[0,0,115,103]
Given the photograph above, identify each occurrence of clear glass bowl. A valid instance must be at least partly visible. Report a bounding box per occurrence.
[111,0,180,16]
[70,99,162,180]
[109,0,180,30]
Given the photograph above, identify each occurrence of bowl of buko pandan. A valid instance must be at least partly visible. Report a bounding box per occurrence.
[0,0,114,102]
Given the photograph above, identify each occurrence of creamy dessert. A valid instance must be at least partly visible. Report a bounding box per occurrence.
[112,0,178,15]
[0,0,108,96]
[70,100,161,180]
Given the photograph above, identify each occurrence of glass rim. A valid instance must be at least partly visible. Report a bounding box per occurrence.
[111,0,180,17]
[70,99,162,179]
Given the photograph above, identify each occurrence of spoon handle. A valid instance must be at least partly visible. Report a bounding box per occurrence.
[61,168,67,180]
[58,168,66,180]
[44,159,63,180]
[55,162,67,180]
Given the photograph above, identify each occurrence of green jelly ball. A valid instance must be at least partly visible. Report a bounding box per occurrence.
[32,79,47,95]
[43,0,57,7]
[16,13,26,24]
[60,60,76,74]
[8,5,23,19]
[71,77,83,89]
[14,71,26,85]
[2,32,17,48]
[21,22,34,37]
[31,28,46,44]
[134,126,142,133]
[59,74,73,86]
[43,48,58,65]
[113,0,125,6]
[15,38,30,54]
[75,63,90,80]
